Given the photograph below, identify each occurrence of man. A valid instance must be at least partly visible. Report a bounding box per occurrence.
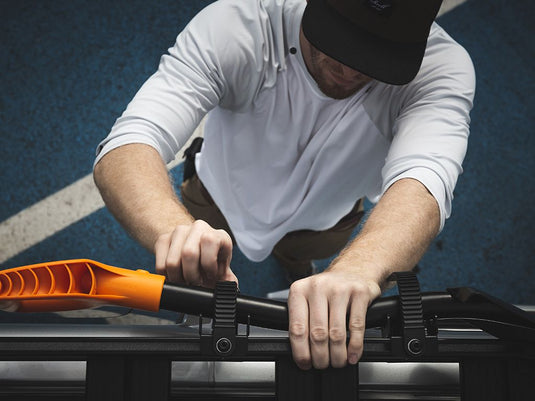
[93,0,475,370]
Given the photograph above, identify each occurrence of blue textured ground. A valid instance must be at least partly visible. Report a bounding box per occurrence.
[1,0,534,304]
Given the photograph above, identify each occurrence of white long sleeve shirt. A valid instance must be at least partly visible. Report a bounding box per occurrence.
[95,0,476,261]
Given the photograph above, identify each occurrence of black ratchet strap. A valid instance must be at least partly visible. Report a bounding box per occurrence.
[211,281,238,355]
[198,280,249,357]
[390,271,434,357]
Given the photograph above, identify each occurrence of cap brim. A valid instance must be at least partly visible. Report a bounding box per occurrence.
[302,0,428,85]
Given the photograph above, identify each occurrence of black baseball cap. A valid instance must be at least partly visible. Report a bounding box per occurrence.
[302,0,443,85]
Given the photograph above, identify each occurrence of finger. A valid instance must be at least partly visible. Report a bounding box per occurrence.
[180,224,203,285]
[224,268,239,289]
[154,233,171,276]
[215,230,234,279]
[347,292,368,365]
[199,229,233,287]
[287,283,312,370]
[307,283,330,369]
[165,227,190,283]
[198,231,222,286]
[328,292,349,368]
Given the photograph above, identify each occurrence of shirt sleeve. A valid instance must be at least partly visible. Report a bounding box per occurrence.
[93,0,273,166]
[381,32,476,231]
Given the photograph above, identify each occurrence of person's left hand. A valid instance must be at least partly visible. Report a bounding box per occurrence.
[287,267,382,369]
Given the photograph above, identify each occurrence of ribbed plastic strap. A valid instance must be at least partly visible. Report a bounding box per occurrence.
[211,281,238,355]
[213,281,237,329]
[396,272,424,327]
[393,271,426,356]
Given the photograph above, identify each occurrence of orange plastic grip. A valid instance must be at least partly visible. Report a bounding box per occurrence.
[0,259,165,313]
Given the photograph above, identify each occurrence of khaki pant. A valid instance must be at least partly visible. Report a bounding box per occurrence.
[180,175,364,276]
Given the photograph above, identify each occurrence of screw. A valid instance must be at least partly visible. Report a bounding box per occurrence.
[407,338,423,355]
[215,337,232,354]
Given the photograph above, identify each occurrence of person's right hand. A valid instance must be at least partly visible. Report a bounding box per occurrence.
[154,220,237,288]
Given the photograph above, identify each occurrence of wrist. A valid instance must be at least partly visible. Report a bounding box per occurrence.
[327,250,393,292]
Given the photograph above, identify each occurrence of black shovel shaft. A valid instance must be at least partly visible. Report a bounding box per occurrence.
[160,282,535,335]
[159,283,461,331]
[160,283,289,330]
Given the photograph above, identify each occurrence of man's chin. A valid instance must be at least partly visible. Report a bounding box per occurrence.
[319,84,360,100]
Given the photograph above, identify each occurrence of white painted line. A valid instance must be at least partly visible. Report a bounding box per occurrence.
[1,0,467,264]
[438,0,468,17]
[0,123,204,264]
[0,173,104,263]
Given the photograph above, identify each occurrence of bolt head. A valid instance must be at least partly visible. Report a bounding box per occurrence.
[215,337,232,354]
[407,338,423,355]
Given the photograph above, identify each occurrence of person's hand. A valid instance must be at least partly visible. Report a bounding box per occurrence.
[287,267,382,369]
[154,220,237,288]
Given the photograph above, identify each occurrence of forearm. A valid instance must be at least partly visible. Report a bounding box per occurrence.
[329,178,440,287]
[289,178,442,369]
[93,144,193,251]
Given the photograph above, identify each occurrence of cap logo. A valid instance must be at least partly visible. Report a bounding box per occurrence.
[365,0,394,15]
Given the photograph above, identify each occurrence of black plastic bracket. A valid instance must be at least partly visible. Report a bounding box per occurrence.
[390,271,437,358]
[212,281,238,355]
[200,280,248,357]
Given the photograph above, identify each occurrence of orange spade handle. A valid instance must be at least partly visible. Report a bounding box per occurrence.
[0,259,165,313]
